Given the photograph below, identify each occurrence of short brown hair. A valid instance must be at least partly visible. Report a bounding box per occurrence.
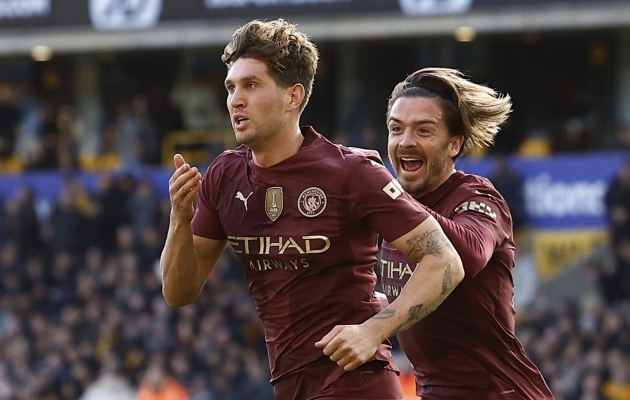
[222,19,319,112]
[387,67,512,158]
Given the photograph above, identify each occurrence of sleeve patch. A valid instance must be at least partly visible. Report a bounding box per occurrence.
[454,200,497,219]
[383,179,404,200]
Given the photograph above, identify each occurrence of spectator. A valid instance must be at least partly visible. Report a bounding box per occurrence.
[604,161,630,302]
[588,258,626,306]
[55,105,82,171]
[606,122,630,151]
[0,83,21,159]
[126,179,161,243]
[135,364,189,400]
[117,95,159,169]
[79,353,136,400]
[96,172,136,253]
[605,161,630,246]
[46,186,83,253]
[489,155,528,233]
[0,186,42,255]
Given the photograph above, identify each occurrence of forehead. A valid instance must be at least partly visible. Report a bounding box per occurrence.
[389,96,444,122]
[225,57,271,82]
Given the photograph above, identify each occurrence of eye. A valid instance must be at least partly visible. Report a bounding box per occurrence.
[225,85,235,94]
[246,82,256,89]
[388,125,402,134]
[418,127,433,136]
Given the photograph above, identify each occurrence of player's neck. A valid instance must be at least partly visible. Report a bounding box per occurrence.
[252,125,304,168]
[414,165,457,199]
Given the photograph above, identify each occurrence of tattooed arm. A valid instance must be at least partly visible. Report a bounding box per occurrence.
[377,217,463,334]
[315,215,463,370]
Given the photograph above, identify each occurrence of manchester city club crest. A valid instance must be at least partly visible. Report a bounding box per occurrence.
[265,187,283,221]
[298,187,327,217]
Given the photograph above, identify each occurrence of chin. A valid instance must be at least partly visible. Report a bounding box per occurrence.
[398,178,424,196]
[397,178,415,193]
[235,132,255,146]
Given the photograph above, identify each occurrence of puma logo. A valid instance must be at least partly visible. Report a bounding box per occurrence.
[235,191,253,211]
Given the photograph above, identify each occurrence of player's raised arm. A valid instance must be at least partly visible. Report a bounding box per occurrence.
[372,215,463,332]
[160,154,227,308]
[316,215,463,371]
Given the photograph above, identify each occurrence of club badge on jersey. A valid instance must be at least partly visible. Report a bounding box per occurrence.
[298,187,327,217]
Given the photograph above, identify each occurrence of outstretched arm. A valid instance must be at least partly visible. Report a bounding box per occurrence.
[316,216,463,370]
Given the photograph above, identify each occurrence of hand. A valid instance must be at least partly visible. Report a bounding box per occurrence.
[315,324,382,371]
[168,154,202,223]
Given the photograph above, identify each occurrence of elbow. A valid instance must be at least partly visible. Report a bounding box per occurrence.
[449,251,465,288]
[162,286,196,308]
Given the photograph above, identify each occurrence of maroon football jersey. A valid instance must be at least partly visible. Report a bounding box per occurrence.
[381,171,553,399]
[192,127,429,393]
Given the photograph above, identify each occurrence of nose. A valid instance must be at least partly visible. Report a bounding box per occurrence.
[229,87,245,109]
[398,128,417,148]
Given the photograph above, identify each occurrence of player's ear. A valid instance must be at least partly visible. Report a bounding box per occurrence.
[286,83,305,112]
[449,135,464,158]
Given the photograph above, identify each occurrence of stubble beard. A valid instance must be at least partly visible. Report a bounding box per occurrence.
[235,123,267,151]
[398,150,450,199]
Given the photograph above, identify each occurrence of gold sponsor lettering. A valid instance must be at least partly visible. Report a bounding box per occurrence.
[228,235,331,255]
[229,236,258,254]
[303,235,330,253]
[266,237,284,254]
[248,258,309,271]
[280,237,305,254]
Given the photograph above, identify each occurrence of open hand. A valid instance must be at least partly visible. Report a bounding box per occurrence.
[168,154,202,223]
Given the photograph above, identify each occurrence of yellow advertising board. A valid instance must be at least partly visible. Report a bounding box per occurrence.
[533,229,609,281]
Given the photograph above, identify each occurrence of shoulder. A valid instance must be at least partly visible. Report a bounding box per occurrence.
[200,147,248,192]
[451,172,510,220]
[305,130,387,172]
[206,146,248,173]
[338,145,388,171]
[454,172,505,199]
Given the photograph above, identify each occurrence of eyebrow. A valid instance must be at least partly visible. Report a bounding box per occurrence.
[388,117,438,126]
[224,75,261,86]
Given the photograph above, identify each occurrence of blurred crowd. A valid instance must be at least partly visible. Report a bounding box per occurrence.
[0,173,273,400]
[0,75,230,174]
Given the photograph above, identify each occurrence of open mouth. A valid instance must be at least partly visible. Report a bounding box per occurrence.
[400,157,424,172]
[233,115,249,129]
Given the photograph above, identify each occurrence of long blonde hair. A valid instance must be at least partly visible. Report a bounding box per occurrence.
[387,67,512,157]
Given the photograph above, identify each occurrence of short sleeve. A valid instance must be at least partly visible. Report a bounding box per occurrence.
[346,155,429,243]
[191,158,227,240]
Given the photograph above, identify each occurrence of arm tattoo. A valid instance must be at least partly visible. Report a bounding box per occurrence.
[441,263,452,295]
[391,266,457,334]
[405,229,446,260]
[373,309,395,320]
[393,303,425,335]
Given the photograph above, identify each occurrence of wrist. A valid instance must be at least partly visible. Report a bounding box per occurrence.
[362,316,393,344]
